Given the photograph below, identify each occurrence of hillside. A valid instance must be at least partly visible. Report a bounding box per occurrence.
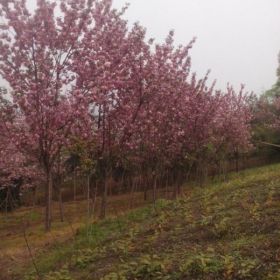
[18,164,280,279]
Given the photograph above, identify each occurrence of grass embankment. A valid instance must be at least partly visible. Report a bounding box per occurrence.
[12,164,280,279]
[0,191,151,279]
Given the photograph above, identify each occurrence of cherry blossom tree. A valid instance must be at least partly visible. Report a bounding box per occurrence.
[0,0,94,230]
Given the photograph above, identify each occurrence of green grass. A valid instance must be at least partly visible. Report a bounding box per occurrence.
[22,163,280,279]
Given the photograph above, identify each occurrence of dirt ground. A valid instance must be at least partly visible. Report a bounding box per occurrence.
[0,189,171,279]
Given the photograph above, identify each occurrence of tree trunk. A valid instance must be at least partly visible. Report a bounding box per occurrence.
[5,187,9,215]
[235,151,239,173]
[177,181,181,197]
[58,183,64,222]
[73,171,77,202]
[221,160,227,181]
[153,175,157,209]
[198,160,208,187]
[87,174,90,219]
[129,177,136,209]
[165,173,169,199]
[100,178,108,219]
[45,172,53,232]
[143,177,149,201]
[173,183,178,199]
[90,181,98,217]
[32,186,37,208]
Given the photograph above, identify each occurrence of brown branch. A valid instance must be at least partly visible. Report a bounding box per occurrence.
[22,222,41,279]
[258,141,280,149]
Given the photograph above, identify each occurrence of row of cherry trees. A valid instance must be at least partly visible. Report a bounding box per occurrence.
[0,0,252,231]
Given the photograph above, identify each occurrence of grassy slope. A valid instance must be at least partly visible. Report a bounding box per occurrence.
[0,190,151,279]
[22,164,280,280]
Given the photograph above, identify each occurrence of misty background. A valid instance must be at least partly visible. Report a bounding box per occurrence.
[3,0,280,94]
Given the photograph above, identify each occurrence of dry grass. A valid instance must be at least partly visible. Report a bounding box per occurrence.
[0,187,172,280]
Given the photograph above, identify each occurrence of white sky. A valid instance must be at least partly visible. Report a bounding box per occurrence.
[2,0,280,94]
[112,0,280,94]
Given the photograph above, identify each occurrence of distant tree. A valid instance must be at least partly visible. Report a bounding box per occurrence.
[265,52,280,99]
[252,51,280,155]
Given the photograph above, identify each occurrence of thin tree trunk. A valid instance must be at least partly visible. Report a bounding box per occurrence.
[135,176,139,193]
[235,151,239,173]
[130,177,136,209]
[198,160,207,187]
[171,171,176,199]
[87,174,90,219]
[222,160,227,181]
[58,183,64,222]
[5,187,9,215]
[204,164,208,185]
[45,172,53,232]
[177,181,181,197]
[187,161,194,181]
[32,186,37,208]
[90,181,98,217]
[153,175,157,209]
[165,172,169,199]
[173,183,178,199]
[108,177,113,196]
[73,170,77,202]
[119,172,124,195]
[100,177,108,219]
[143,177,148,201]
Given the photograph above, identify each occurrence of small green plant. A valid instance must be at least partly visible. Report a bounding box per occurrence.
[249,201,261,221]
[74,248,100,268]
[213,217,232,237]
[122,255,170,280]
[179,253,223,278]
[266,270,280,280]
[101,272,127,280]
[44,268,73,280]
[237,258,260,278]
[110,239,133,256]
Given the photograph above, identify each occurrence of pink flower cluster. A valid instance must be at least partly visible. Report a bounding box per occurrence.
[0,0,252,187]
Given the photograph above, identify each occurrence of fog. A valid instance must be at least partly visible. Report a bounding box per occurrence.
[113,0,280,94]
[3,0,280,94]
